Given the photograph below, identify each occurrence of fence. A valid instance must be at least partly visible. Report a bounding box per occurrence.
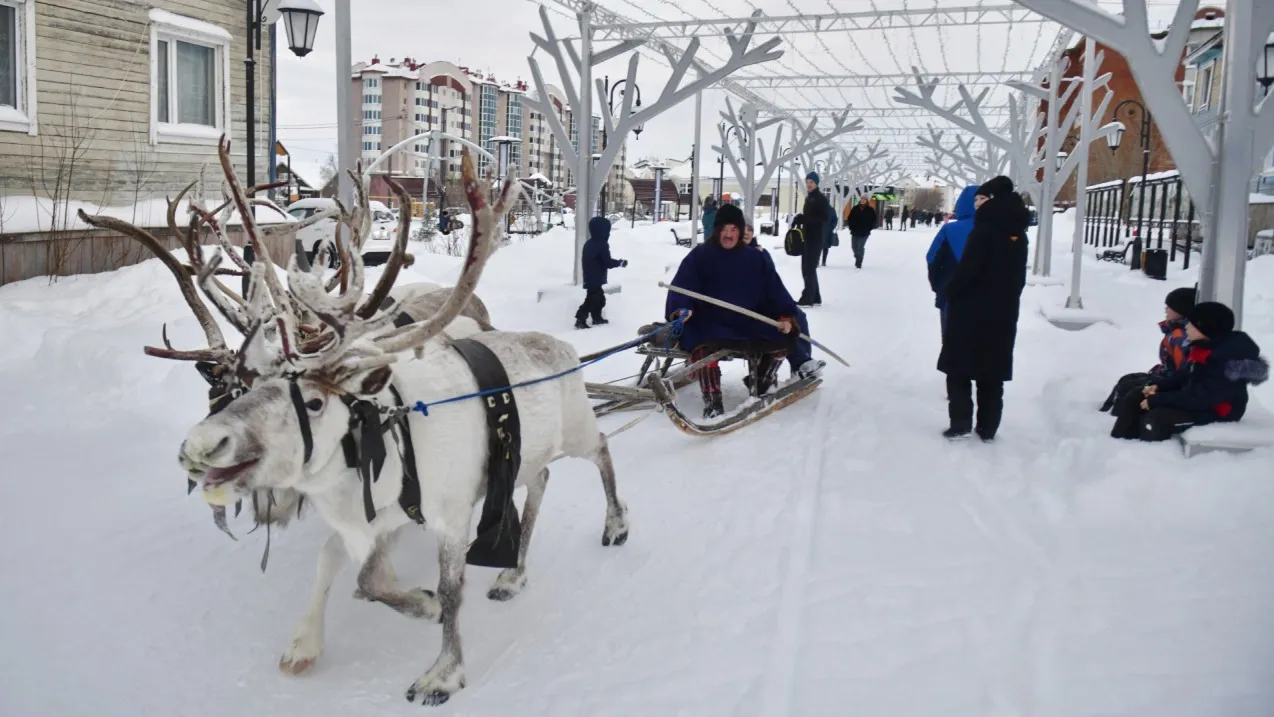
[1082,170,1198,269]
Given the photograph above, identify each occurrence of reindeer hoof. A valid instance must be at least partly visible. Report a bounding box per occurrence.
[405,588,443,622]
[405,671,465,706]
[602,507,629,546]
[487,569,526,601]
[279,629,324,676]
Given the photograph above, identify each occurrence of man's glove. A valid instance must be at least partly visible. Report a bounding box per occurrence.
[619,259,628,267]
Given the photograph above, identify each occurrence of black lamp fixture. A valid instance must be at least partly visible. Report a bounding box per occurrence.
[276,0,324,57]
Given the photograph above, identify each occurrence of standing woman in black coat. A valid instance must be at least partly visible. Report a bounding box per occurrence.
[938,176,1031,441]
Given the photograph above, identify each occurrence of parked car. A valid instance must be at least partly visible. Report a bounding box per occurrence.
[286,198,400,267]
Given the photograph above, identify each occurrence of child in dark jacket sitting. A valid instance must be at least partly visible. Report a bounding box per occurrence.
[1111,301,1268,441]
[575,217,627,329]
[1100,286,1195,414]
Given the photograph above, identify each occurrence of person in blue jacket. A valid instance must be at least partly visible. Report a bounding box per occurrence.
[701,195,718,239]
[926,185,979,333]
[576,216,627,329]
[665,203,825,418]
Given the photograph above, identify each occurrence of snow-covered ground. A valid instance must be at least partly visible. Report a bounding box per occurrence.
[2,216,1273,716]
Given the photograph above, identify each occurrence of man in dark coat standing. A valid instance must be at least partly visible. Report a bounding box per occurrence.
[938,176,1030,441]
[798,171,830,307]
[845,194,879,269]
[884,207,896,230]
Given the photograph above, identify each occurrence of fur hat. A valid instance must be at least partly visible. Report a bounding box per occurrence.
[976,175,1015,199]
[712,203,746,239]
[1164,286,1197,317]
[805,171,820,186]
[1188,301,1235,339]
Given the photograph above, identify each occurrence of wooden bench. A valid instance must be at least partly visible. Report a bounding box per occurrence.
[1176,404,1274,458]
[670,228,693,247]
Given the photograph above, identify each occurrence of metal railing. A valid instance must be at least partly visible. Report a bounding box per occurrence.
[1082,170,1199,269]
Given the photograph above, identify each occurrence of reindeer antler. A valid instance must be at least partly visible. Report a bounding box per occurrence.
[356,176,416,319]
[77,209,231,361]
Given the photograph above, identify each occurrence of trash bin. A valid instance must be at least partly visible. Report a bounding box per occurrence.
[1142,248,1168,280]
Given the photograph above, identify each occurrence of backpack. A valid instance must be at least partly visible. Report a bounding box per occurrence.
[784,216,805,257]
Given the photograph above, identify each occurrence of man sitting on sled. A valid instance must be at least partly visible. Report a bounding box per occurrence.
[666,203,826,418]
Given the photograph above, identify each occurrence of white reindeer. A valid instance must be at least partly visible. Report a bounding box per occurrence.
[174,151,629,706]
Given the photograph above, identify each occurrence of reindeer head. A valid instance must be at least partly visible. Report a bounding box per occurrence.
[177,149,518,509]
[80,136,427,532]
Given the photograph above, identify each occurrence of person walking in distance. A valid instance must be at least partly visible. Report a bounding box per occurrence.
[845,194,879,269]
[798,171,830,307]
[937,176,1030,441]
[884,206,896,230]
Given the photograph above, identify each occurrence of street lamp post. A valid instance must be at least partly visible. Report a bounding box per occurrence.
[1106,99,1153,271]
[242,0,322,291]
[601,76,642,216]
[773,145,790,224]
[1260,41,1274,96]
[245,0,324,191]
[717,122,742,202]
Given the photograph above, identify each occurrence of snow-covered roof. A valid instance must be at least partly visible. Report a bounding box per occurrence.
[147,9,232,41]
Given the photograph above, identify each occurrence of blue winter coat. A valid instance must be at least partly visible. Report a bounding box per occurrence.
[926,185,979,309]
[1148,331,1268,423]
[665,241,800,351]
[581,217,623,289]
[701,205,718,236]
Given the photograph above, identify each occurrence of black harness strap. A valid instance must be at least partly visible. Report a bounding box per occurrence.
[388,385,424,524]
[340,385,424,525]
[288,380,314,463]
[449,338,523,570]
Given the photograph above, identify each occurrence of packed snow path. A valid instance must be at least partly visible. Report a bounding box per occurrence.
[2,221,1273,716]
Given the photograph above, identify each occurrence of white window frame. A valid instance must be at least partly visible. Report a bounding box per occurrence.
[148,9,231,146]
[1197,62,1215,112]
[0,0,38,135]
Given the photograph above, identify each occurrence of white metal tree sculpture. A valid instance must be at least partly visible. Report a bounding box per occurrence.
[714,98,862,218]
[525,5,784,283]
[917,129,1009,185]
[1007,57,1116,276]
[1012,0,1274,323]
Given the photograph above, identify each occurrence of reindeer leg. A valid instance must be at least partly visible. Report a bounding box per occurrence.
[592,433,629,547]
[489,467,549,601]
[354,535,441,623]
[405,536,467,706]
[279,531,345,676]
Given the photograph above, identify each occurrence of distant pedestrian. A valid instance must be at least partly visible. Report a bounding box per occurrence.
[885,207,896,230]
[901,206,910,230]
[701,195,718,239]
[845,195,878,269]
[798,171,830,307]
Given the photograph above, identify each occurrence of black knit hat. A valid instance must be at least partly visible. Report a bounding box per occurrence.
[1164,286,1197,316]
[1188,301,1235,339]
[713,203,746,239]
[976,175,1015,199]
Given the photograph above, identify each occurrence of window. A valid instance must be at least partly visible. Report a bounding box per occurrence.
[1181,66,1197,113]
[0,0,36,134]
[149,10,231,145]
[363,93,380,104]
[1197,62,1215,111]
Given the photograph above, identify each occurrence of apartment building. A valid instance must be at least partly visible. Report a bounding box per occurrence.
[350,56,624,207]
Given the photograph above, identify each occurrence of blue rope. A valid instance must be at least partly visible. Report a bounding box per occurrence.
[410,316,685,416]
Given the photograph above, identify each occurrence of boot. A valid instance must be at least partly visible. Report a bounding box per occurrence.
[945,375,974,439]
[574,319,590,330]
[591,317,609,326]
[702,393,725,419]
[974,380,1004,441]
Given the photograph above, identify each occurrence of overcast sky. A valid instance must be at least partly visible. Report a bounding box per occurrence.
[274,0,1180,187]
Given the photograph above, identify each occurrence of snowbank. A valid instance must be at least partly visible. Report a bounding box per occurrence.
[0,195,295,235]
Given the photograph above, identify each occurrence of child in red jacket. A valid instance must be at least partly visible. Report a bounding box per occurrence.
[1111,302,1268,441]
[1100,286,1195,414]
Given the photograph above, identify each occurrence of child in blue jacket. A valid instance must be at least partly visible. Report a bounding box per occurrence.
[576,217,627,329]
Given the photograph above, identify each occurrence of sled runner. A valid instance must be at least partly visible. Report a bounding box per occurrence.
[585,322,823,435]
